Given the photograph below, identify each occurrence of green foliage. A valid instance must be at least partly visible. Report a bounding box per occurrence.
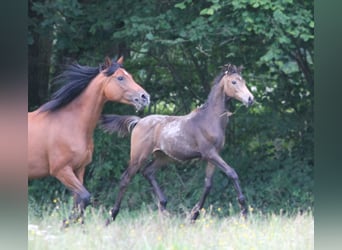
[29,0,313,216]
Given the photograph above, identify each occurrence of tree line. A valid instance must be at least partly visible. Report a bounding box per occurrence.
[28,0,313,215]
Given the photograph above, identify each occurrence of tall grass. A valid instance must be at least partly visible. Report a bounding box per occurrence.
[28,202,313,250]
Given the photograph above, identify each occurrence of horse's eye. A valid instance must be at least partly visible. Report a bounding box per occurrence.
[232,80,237,85]
[117,76,124,81]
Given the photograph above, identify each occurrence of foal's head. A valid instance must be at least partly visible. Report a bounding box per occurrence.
[221,64,254,107]
[101,57,150,110]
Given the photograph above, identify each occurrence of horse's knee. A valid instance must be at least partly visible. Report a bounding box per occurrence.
[225,168,238,180]
[119,171,131,187]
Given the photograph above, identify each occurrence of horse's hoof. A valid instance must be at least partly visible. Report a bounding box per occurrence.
[240,210,248,220]
[159,209,170,218]
[105,218,111,227]
[61,219,70,230]
[189,210,200,222]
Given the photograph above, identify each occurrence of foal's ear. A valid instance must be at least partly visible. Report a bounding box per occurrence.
[237,65,244,74]
[104,56,112,68]
[117,56,124,65]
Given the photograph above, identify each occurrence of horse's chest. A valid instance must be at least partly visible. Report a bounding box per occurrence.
[211,132,225,149]
[68,138,93,165]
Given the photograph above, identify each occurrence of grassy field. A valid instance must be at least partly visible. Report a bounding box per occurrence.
[28,203,314,250]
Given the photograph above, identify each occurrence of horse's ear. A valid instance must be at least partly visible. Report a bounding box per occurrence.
[237,65,244,74]
[104,57,112,68]
[117,56,124,65]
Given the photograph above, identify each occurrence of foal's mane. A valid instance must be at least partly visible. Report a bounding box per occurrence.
[39,59,122,113]
[212,63,242,86]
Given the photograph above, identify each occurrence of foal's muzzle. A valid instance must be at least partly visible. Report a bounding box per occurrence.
[247,96,254,107]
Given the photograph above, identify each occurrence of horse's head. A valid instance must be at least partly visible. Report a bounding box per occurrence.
[222,64,254,107]
[101,56,150,110]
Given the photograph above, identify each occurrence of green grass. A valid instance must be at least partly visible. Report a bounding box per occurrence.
[28,203,314,250]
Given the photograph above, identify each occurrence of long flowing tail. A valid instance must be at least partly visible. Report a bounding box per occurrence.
[99,115,141,137]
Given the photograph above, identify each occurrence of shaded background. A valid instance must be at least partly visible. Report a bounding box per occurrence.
[3,0,342,249]
[28,0,314,218]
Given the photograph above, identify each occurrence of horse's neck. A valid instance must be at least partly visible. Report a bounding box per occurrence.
[66,76,106,135]
[201,83,229,124]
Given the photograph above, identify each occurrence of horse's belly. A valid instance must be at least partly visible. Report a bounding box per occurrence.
[159,136,200,162]
[28,145,50,179]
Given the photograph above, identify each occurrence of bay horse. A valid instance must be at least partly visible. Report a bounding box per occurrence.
[100,63,254,223]
[28,56,150,221]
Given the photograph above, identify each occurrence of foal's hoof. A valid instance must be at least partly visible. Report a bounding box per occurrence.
[241,209,248,220]
[189,212,200,223]
[61,219,70,230]
[158,209,171,219]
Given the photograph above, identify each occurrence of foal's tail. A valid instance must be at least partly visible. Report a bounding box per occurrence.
[99,115,141,137]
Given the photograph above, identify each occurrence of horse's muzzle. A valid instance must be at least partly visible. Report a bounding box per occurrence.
[133,92,150,110]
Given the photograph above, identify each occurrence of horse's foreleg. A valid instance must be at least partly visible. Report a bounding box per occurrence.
[53,166,91,222]
[190,162,215,222]
[206,152,247,218]
[142,159,168,212]
[73,166,88,217]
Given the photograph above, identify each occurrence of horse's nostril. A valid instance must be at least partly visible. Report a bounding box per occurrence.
[248,96,254,105]
[141,93,149,103]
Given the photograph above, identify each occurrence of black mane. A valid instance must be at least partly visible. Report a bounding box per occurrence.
[39,59,122,112]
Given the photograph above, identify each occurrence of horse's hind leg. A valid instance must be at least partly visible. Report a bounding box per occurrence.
[142,154,168,213]
[110,162,143,221]
[190,162,215,222]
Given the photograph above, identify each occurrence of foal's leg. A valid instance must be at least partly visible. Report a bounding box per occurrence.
[110,161,143,221]
[205,151,247,218]
[142,156,168,213]
[190,162,215,221]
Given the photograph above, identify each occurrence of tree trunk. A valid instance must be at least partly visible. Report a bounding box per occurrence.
[28,0,53,110]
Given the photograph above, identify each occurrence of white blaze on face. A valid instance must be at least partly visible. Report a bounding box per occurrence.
[122,69,130,76]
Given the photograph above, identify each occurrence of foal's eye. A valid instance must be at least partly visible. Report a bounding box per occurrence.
[117,76,124,81]
[232,80,237,85]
